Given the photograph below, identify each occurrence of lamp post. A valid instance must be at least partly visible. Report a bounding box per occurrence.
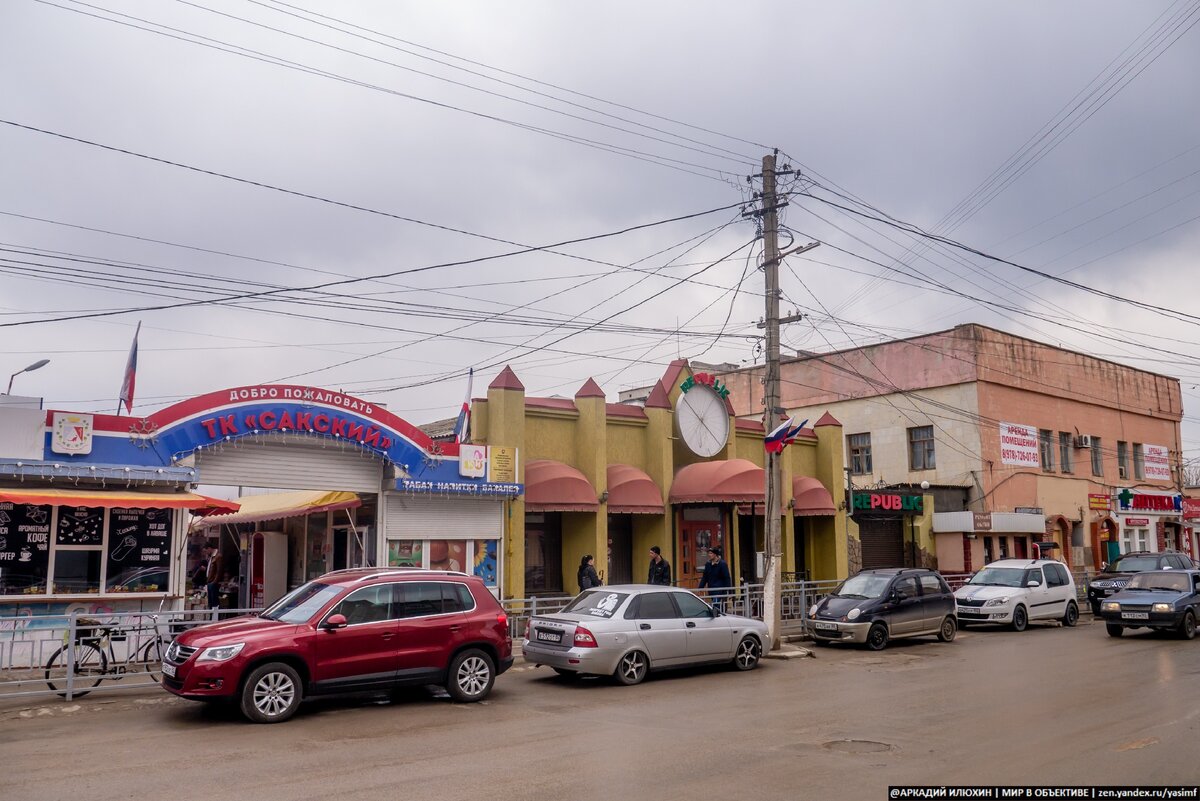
[6,359,50,394]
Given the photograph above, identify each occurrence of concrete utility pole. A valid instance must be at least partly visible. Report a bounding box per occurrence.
[756,153,818,651]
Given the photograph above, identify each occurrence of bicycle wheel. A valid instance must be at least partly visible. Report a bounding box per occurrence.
[137,638,165,682]
[45,643,108,698]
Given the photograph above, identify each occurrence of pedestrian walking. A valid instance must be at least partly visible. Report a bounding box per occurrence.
[577,554,602,592]
[648,546,672,586]
[698,546,732,612]
[204,545,223,609]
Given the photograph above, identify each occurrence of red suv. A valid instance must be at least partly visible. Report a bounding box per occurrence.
[161,569,513,723]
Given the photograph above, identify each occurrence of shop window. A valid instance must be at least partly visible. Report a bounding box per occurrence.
[1133,443,1145,480]
[54,550,102,594]
[388,540,423,568]
[1117,441,1129,479]
[473,539,498,587]
[53,506,105,594]
[1091,437,1103,477]
[848,433,872,475]
[907,426,935,471]
[524,513,562,594]
[1058,433,1073,473]
[0,502,51,595]
[105,508,173,593]
[1039,429,1054,472]
[428,540,467,572]
[983,537,994,564]
[999,537,1009,559]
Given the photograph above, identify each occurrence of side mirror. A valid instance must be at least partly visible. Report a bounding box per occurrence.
[322,613,348,630]
[712,607,723,617]
[1027,580,1041,588]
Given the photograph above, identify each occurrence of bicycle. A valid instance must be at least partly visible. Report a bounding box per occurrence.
[44,614,167,698]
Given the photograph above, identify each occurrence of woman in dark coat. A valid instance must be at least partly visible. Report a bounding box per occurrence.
[577,554,602,592]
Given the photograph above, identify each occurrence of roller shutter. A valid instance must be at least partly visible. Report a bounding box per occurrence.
[858,517,905,569]
[384,493,503,540]
[196,436,383,492]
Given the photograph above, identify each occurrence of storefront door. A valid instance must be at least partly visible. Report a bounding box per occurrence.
[607,514,633,585]
[858,517,904,569]
[678,507,723,587]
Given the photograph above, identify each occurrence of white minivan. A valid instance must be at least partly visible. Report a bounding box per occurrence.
[954,559,1079,631]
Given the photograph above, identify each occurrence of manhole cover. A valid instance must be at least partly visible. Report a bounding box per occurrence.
[823,739,893,754]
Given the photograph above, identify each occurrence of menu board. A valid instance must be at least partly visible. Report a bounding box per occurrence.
[56,505,105,545]
[0,502,52,594]
[105,508,173,592]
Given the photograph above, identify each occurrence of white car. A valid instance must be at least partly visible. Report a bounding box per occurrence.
[954,559,1079,631]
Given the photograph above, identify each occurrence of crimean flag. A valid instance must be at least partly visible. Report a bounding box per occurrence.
[764,417,808,454]
[118,321,141,415]
[453,367,474,443]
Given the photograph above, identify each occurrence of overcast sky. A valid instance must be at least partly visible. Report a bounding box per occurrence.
[2,1,1199,460]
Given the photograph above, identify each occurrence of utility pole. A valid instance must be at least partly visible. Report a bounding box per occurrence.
[760,153,784,652]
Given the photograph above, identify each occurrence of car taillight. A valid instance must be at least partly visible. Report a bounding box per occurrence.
[525,620,536,640]
[496,612,508,628]
[573,626,598,648]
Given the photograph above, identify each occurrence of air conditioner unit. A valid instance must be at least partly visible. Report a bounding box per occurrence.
[1119,464,1129,479]
[1073,435,1092,449]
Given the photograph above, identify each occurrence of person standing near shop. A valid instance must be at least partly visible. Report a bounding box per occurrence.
[698,546,732,612]
[204,545,223,609]
[648,546,672,586]
[577,554,602,592]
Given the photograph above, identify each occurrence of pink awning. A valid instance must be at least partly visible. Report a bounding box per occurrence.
[669,459,764,504]
[525,459,598,512]
[792,476,836,517]
[607,464,664,514]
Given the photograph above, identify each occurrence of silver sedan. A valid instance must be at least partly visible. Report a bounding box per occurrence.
[521,584,769,685]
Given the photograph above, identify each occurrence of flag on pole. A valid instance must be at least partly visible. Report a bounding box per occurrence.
[764,417,808,453]
[118,321,141,415]
[453,367,474,443]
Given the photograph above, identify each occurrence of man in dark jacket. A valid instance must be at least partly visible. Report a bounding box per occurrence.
[698,546,732,612]
[648,546,671,586]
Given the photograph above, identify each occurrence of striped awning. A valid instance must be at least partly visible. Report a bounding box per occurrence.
[0,488,237,513]
[193,490,360,528]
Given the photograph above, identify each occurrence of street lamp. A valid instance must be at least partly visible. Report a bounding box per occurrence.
[6,359,50,394]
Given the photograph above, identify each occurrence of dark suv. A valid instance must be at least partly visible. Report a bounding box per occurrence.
[806,567,957,650]
[161,569,513,723]
[1087,551,1197,615]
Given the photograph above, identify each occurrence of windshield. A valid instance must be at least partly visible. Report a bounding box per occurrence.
[1127,572,1190,593]
[967,567,1026,588]
[563,590,629,619]
[1105,556,1160,573]
[261,581,343,623]
[834,573,893,599]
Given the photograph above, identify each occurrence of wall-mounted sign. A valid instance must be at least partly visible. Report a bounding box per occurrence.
[1088,494,1111,511]
[51,413,94,455]
[972,512,993,532]
[488,446,517,484]
[1015,506,1044,515]
[1184,498,1200,521]
[851,492,923,515]
[1144,444,1172,481]
[680,372,730,399]
[56,506,104,545]
[459,444,487,478]
[1116,489,1181,513]
[1124,518,1150,527]
[0,502,51,594]
[998,422,1039,467]
[105,508,173,592]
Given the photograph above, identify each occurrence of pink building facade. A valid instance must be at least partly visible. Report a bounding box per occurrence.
[719,324,1188,574]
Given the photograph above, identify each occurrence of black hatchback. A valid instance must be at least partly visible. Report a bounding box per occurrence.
[806,567,958,651]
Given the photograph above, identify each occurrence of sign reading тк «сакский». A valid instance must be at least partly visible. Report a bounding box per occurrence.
[851,492,923,515]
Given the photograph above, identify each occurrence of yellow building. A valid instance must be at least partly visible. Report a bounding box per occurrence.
[470,360,850,598]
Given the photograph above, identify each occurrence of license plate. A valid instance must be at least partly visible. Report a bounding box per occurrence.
[814,621,838,631]
[162,663,176,678]
[535,630,562,643]
[1122,612,1149,620]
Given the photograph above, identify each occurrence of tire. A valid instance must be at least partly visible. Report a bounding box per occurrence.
[138,638,164,682]
[1062,602,1079,628]
[937,616,957,643]
[1011,605,1028,632]
[1106,623,1124,638]
[865,623,889,651]
[1179,611,1196,641]
[613,650,649,685]
[239,662,303,724]
[45,643,107,698]
[445,649,495,703]
[733,636,761,671]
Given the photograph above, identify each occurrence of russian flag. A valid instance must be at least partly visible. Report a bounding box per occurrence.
[118,321,141,415]
[453,367,474,443]
[764,417,808,454]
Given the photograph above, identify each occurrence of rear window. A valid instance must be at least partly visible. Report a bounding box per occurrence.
[563,590,629,619]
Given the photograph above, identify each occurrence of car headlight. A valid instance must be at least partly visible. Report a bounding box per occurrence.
[1152,603,1172,613]
[847,607,861,621]
[1101,601,1120,612]
[983,598,1009,607]
[197,643,245,662]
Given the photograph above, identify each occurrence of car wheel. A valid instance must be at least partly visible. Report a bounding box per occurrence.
[552,667,580,680]
[240,663,302,724]
[1106,624,1124,638]
[1179,611,1196,640]
[1062,602,1079,628]
[446,649,495,703]
[1011,605,1028,632]
[865,623,889,651]
[733,636,761,671]
[937,616,957,643]
[614,650,649,686]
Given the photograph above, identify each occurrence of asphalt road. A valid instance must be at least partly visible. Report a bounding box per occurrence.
[3,618,1198,801]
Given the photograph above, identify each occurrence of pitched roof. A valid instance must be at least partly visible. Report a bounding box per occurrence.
[488,365,524,391]
[575,377,605,399]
